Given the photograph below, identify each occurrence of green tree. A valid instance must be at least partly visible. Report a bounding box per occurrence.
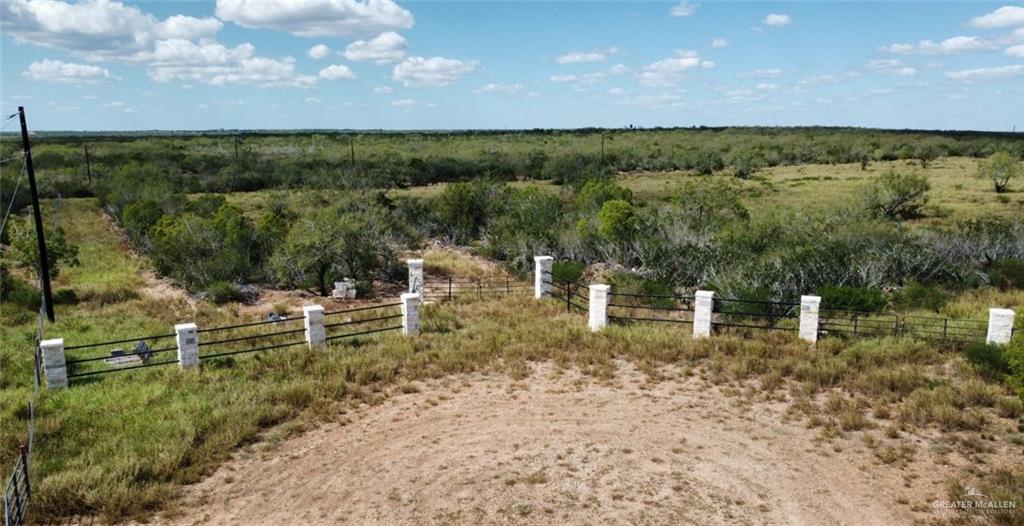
[273,204,399,296]
[5,216,79,281]
[596,199,636,243]
[575,179,632,211]
[976,152,1022,193]
[861,169,930,221]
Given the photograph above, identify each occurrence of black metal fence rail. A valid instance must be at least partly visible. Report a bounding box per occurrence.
[197,317,307,360]
[712,298,801,331]
[422,275,533,302]
[607,291,695,325]
[2,447,29,526]
[65,332,179,379]
[545,278,587,313]
[899,315,988,344]
[324,303,403,341]
[819,310,899,338]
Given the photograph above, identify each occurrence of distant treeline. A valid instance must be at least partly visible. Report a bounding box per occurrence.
[1,127,1021,198]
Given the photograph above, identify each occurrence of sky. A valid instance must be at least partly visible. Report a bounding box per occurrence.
[0,1,1022,131]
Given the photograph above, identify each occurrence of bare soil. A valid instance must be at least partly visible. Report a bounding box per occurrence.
[143,362,991,526]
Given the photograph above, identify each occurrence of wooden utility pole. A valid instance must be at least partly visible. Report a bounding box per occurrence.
[18,106,55,322]
[84,145,92,182]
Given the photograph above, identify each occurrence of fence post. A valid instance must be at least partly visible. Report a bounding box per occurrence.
[693,290,715,339]
[987,308,1015,345]
[588,284,610,332]
[534,255,553,299]
[401,293,420,336]
[798,295,821,344]
[18,444,29,498]
[407,259,424,295]
[303,305,326,350]
[39,338,66,389]
[175,323,199,368]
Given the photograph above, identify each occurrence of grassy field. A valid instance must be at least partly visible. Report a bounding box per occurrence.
[209,156,1023,228]
[2,186,1023,523]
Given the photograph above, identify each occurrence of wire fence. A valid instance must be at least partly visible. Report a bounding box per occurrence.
[602,290,993,347]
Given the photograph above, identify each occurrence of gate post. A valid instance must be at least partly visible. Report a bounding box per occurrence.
[407,259,424,295]
[534,256,553,299]
[39,338,67,389]
[175,323,199,368]
[588,284,610,332]
[401,293,421,336]
[693,290,715,339]
[987,308,1015,345]
[799,295,822,344]
[303,305,326,350]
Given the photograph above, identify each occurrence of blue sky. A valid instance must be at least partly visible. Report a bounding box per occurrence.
[1,1,1022,131]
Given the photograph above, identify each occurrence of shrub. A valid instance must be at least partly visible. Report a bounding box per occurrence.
[860,169,930,220]
[965,343,1012,382]
[552,261,584,282]
[990,258,1024,290]
[607,271,677,308]
[596,199,635,243]
[893,281,948,312]
[52,288,79,305]
[207,281,245,304]
[818,285,887,313]
[976,151,1021,193]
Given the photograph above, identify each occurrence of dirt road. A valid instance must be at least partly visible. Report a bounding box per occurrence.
[151,363,960,525]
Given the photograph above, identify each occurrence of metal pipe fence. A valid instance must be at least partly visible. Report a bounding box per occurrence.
[422,274,533,303]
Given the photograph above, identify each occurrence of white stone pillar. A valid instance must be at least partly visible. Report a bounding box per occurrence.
[588,284,610,332]
[693,290,715,339]
[534,256,553,299]
[40,338,67,389]
[407,259,424,295]
[303,305,326,349]
[799,295,822,343]
[987,308,1015,345]
[175,323,199,368]
[401,293,421,336]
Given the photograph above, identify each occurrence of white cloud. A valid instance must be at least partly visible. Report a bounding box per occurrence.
[738,68,782,79]
[608,64,629,76]
[669,1,699,17]
[763,14,790,27]
[0,0,221,59]
[392,56,478,87]
[22,59,115,84]
[344,31,408,64]
[307,44,331,60]
[882,36,998,55]
[474,82,523,94]
[373,86,393,94]
[305,97,321,103]
[391,98,415,107]
[101,101,125,108]
[711,38,727,48]
[945,64,1023,81]
[214,0,414,38]
[608,87,625,96]
[1006,44,1024,58]
[556,50,606,64]
[153,15,222,41]
[549,72,606,84]
[318,64,357,80]
[864,59,917,76]
[639,50,714,86]
[968,6,1024,29]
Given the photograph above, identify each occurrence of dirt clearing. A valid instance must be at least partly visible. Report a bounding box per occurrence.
[151,363,974,525]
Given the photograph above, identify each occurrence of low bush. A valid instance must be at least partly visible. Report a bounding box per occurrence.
[818,285,888,313]
[990,258,1024,290]
[893,281,948,312]
[207,281,245,304]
